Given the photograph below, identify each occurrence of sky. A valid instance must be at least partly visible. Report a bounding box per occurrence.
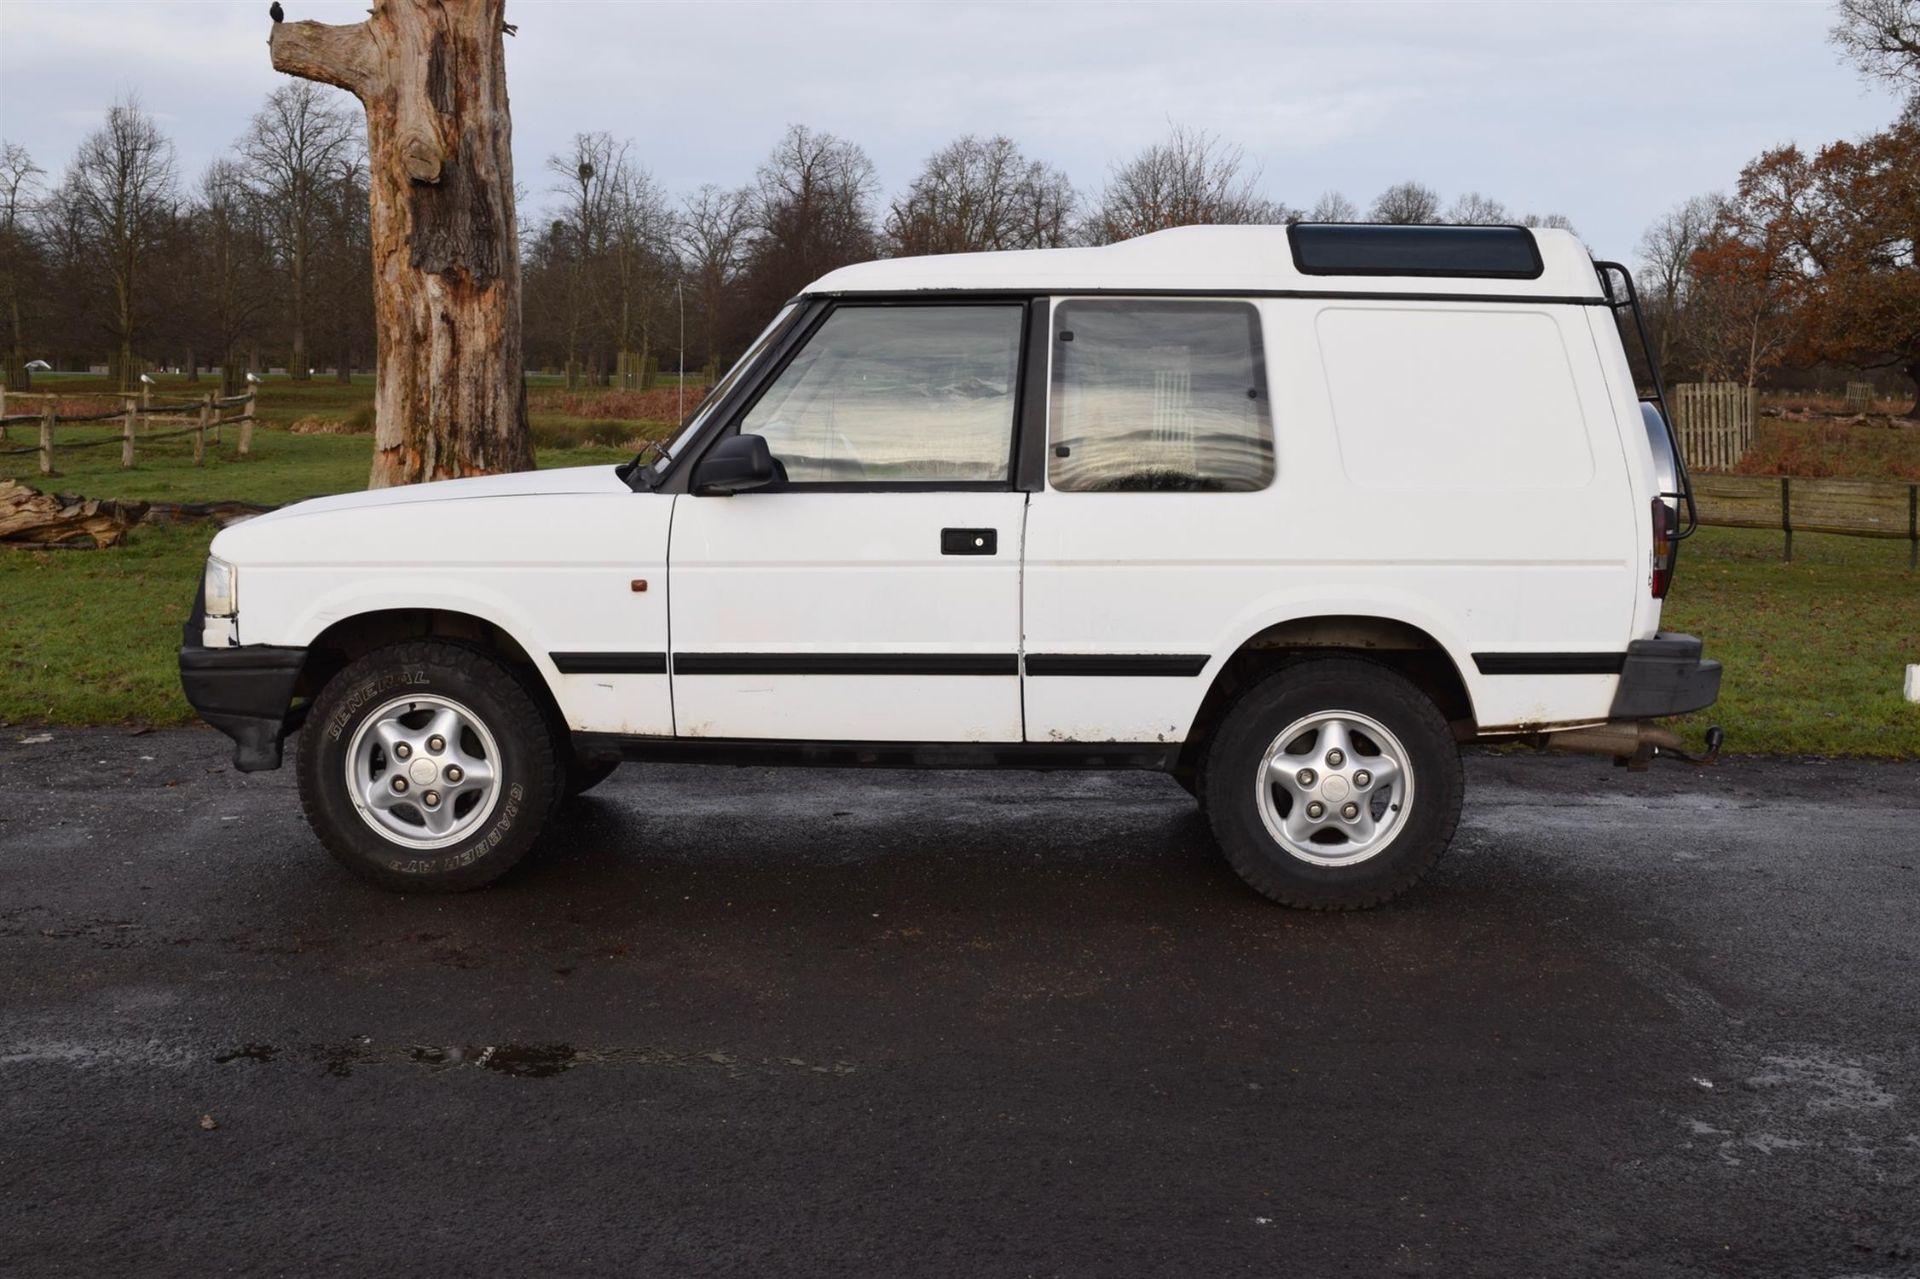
[0,0,1906,262]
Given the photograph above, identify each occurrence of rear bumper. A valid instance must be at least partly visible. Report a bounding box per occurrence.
[1609,633,1721,719]
[178,643,306,772]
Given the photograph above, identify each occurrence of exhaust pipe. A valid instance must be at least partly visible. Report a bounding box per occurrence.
[1539,721,1723,770]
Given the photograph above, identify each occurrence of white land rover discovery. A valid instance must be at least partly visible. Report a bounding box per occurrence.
[180,223,1720,908]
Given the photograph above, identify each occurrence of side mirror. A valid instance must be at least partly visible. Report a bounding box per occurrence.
[691,433,776,496]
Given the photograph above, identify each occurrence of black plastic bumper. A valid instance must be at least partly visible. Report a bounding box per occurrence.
[1609,633,1721,719]
[178,643,306,772]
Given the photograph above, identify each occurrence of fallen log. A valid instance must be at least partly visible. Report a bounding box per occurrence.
[1,480,278,548]
[0,479,134,548]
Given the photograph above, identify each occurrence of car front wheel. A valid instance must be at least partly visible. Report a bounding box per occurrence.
[1199,658,1463,910]
[296,640,564,892]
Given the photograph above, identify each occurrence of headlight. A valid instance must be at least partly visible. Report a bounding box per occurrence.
[203,556,238,618]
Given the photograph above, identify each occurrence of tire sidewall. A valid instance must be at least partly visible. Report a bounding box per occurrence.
[1202,660,1462,908]
[298,642,556,890]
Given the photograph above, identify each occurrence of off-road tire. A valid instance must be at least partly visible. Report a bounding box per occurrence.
[1198,658,1463,910]
[296,640,565,892]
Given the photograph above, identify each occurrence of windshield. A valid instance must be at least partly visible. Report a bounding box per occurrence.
[649,303,800,472]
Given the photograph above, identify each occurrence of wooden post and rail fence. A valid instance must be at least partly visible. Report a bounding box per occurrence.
[0,387,258,476]
[1,378,1909,568]
[1690,474,1919,569]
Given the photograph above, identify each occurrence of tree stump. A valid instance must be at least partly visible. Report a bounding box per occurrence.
[269,0,534,488]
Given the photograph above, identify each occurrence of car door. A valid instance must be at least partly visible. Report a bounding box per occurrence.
[669,301,1031,742]
[1021,297,1277,743]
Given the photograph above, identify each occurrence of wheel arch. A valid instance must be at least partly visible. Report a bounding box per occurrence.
[297,608,563,730]
[1178,614,1477,773]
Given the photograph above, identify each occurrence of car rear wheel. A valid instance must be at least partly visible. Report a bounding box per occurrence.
[1199,658,1462,909]
[296,640,564,892]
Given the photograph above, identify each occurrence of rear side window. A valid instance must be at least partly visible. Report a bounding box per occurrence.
[1048,300,1272,492]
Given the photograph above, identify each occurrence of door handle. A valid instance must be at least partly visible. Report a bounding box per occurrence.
[941,528,997,556]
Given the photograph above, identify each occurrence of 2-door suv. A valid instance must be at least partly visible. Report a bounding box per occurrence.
[180,223,1720,908]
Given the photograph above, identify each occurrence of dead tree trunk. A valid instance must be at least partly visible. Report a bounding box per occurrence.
[269,0,533,487]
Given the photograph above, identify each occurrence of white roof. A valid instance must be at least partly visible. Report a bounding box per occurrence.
[807,225,1603,300]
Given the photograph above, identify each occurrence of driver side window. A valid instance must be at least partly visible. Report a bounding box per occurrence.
[738,304,1024,484]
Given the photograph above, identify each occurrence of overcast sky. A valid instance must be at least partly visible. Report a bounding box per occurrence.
[0,0,1905,260]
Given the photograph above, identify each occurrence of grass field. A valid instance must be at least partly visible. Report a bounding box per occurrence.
[4,380,1918,753]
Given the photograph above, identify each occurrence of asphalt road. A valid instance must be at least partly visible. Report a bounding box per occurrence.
[1,728,1916,1277]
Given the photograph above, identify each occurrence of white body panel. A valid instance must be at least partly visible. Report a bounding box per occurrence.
[667,492,1026,740]
[205,225,1672,750]
[1023,297,1643,740]
[210,466,679,737]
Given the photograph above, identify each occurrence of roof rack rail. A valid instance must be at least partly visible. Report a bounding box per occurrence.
[1593,260,1698,540]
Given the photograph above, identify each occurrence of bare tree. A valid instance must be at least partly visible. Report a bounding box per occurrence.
[545,132,624,387]
[312,160,373,383]
[0,143,44,389]
[1521,211,1577,232]
[1369,181,1442,225]
[1445,191,1509,225]
[1090,125,1284,244]
[678,183,751,374]
[60,97,177,389]
[194,161,275,395]
[1305,190,1359,222]
[602,160,674,387]
[241,81,360,381]
[1636,193,1723,369]
[1831,0,1920,93]
[884,135,1076,256]
[738,125,879,325]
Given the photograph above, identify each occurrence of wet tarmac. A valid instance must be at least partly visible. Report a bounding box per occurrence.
[1,728,1916,1276]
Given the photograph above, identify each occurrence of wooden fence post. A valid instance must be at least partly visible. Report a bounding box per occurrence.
[195,395,210,466]
[39,402,54,476]
[1781,477,1793,563]
[239,389,255,456]
[122,399,136,468]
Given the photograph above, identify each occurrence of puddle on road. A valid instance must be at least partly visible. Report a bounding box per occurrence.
[212,1039,856,1081]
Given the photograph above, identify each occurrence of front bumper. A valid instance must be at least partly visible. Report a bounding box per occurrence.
[1609,633,1721,719]
[178,643,306,772]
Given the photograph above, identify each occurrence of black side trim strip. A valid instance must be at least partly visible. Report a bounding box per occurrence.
[1024,654,1209,677]
[551,652,668,675]
[575,733,1180,773]
[673,652,1019,676]
[1472,652,1627,676]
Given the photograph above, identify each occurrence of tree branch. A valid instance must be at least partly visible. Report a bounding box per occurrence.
[269,19,380,100]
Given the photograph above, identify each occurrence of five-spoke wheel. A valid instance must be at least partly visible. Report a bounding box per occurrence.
[1257,711,1412,866]
[346,694,502,849]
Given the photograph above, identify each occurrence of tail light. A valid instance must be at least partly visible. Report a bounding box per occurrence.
[1650,498,1679,599]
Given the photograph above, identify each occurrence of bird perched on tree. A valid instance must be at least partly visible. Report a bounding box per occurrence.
[269,2,283,22]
